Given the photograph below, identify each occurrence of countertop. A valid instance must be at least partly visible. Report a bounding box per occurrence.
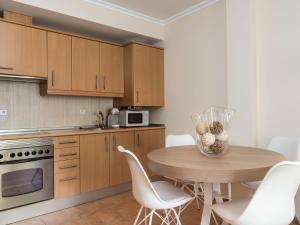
[0,124,165,140]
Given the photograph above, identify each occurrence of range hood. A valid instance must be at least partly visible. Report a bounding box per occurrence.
[0,74,47,83]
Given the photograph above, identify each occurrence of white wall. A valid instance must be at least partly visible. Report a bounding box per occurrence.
[256,0,300,146]
[151,0,227,136]
[226,0,257,146]
[11,0,164,40]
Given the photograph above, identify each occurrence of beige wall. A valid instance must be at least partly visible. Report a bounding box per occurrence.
[0,81,112,129]
[226,0,257,146]
[12,0,164,40]
[151,0,227,135]
[256,0,300,147]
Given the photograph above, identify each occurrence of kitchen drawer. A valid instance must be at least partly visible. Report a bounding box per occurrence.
[55,159,79,174]
[54,147,79,162]
[54,170,80,198]
[54,136,79,148]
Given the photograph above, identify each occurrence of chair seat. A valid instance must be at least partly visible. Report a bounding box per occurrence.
[243,181,261,190]
[152,181,192,206]
[212,198,251,223]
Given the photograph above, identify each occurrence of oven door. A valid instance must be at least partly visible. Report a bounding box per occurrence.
[0,158,53,210]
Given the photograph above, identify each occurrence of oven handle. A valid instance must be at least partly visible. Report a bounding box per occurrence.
[0,156,53,165]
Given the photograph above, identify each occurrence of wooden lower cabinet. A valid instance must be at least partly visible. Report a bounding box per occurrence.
[80,134,110,193]
[54,128,165,198]
[135,129,165,176]
[109,131,135,186]
[54,135,81,198]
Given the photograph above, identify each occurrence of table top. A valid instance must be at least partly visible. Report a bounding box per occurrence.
[147,145,285,183]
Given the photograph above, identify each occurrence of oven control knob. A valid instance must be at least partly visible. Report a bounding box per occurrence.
[38,150,43,155]
[45,149,50,154]
[10,153,15,158]
[31,151,37,155]
[17,152,23,157]
[24,151,30,156]
[0,154,3,159]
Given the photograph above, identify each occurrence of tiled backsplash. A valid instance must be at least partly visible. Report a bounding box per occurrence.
[0,81,113,129]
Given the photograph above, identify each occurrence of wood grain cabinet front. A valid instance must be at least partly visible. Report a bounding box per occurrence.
[47,32,72,90]
[71,37,100,92]
[0,21,47,77]
[114,43,164,107]
[99,43,124,95]
[135,129,165,176]
[109,131,135,186]
[80,134,110,193]
[54,169,80,198]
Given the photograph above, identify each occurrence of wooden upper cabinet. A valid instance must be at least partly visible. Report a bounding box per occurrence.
[100,43,124,94]
[72,37,100,92]
[80,134,110,193]
[47,32,71,90]
[135,128,165,176]
[0,21,47,77]
[109,131,135,186]
[114,43,164,107]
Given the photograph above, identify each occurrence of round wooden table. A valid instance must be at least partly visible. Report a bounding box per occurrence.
[147,145,285,225]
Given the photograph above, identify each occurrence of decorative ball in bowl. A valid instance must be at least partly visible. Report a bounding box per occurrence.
[192,107,234,157]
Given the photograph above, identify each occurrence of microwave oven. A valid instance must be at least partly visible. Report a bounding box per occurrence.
[119,110,149,127]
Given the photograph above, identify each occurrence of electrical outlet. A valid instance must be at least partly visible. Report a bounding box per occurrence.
[79,109,86,115]
[0,109,8,116]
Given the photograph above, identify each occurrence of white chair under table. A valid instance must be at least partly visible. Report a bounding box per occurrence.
[213,161,300,225]
[243,136,300,222]
[117,145,192,225]
[166,134,204,208]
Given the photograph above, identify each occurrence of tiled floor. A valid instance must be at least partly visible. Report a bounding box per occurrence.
[11,192,300,225]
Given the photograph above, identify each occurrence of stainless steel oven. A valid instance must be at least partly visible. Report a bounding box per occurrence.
[0,138,54,210]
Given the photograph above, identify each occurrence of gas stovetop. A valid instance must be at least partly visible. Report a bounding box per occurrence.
[0,138,53,163]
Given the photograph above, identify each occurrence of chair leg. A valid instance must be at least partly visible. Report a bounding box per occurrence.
[148,210,154,225]
[171,208,182,225]
[134,206,144,225]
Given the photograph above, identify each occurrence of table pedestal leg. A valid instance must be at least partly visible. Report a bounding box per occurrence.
[200,183,213,225]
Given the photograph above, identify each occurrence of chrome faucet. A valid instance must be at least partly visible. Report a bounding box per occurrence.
[96,111,105,128]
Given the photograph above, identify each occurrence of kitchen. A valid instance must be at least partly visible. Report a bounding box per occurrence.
[1,1,300,225]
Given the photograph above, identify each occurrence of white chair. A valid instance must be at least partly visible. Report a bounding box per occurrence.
[213,161,300,225]
[117,145,192,225]
[166,134,204,208]
[243,136,300,222]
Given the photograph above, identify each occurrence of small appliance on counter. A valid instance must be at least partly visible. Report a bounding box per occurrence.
[107,107,120,128]
[119,110,149,127]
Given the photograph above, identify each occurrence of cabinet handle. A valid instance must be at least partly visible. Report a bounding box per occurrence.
[59,176,77,182]
[105,136,108,152]
[59,165,77,170]
[0,66,13,70]
[137,133,140,147]
[96,75,99,89]
[59,153,77,157]
[136,91,139,103]
[59,141,77,145]
[51,70,55,87]
[113,135,116,151]
[103,76,106,90]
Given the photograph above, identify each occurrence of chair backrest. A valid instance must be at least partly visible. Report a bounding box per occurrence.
[166,134,196,148]
[236,161,300,225]
[117,145,165,209]
[267,136,300,161]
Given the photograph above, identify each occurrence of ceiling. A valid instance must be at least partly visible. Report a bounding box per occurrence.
[93,0,207,21]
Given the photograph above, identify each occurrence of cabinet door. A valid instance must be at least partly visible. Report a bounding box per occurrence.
[47,32,71,90]
[0,21,47,77]
[80,134,110,192]
[72,37,100,92]
[100,43,124,94]
[133,45,164,106]
[110,131,135,186]
[135,129,165,176]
